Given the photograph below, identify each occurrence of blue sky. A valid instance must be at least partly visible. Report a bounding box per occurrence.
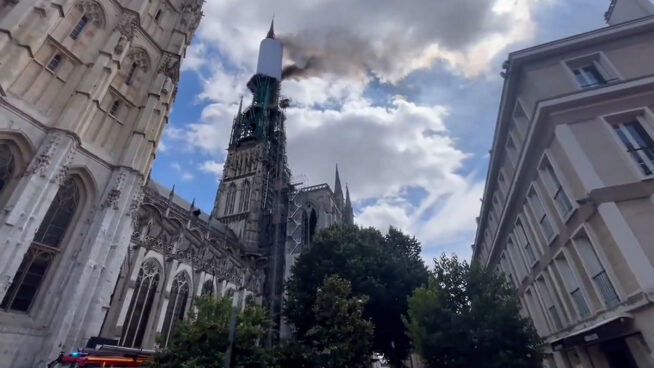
[152,0,609,262]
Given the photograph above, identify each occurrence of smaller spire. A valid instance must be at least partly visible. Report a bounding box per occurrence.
[334,164,344,209]
[190,197,196,211]
[344,184,354,225]
[168,184,176,200]
[237,95,243,115]
[266,17,275,39]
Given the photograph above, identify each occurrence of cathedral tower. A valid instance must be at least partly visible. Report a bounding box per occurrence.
[211,20,290,339]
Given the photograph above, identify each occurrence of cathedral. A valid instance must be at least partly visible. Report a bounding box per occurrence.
[0,1,352,366]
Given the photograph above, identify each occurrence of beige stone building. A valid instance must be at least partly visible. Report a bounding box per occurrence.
[0,0,212,365]
[472,0,654,367]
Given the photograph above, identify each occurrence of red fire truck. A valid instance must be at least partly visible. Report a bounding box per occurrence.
[47,345,154,368]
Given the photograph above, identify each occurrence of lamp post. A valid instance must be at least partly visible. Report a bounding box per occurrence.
[223,287,244,368]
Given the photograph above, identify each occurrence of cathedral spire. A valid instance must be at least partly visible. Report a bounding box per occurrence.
[334,164,344,210]
[344,184,354,225]
[266,17,275,39]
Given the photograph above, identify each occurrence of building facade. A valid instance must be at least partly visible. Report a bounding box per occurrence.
[0,0,205,365]
[98,180,265,351]
[0,2,354,365]
[472,1,654,367]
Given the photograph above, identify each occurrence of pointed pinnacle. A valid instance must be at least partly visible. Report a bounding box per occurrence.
[267,17,275,39]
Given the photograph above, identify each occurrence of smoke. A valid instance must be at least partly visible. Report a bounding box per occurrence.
[280,30,373,81]
[268,0,535,83]
[281,57,323,80]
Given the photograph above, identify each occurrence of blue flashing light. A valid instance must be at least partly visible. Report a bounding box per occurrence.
[71,352,80,357]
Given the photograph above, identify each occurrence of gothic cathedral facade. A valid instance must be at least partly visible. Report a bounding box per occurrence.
[0,1,353,366]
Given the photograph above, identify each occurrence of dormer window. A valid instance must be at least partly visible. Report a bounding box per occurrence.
[47,54,62,71]
[70,15,89,40]
[573,64,606,89]
[565,53,619,90]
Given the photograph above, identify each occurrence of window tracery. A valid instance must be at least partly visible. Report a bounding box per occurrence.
[74,0,105,27]
[238,181,250,212]
[162,272,190,346]
[120,258,161,348]
[0,144,15,195]
[1,177,80,312]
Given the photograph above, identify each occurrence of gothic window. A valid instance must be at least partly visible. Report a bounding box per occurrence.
[309,209,317,243]
[201,280,214,297]
[0,144,15,195]
[238,181,250,212]
[120,258,160,348]
[109,99,121,116]
[125,62,137,86]
[1,178,80,312]
[154,9,162,23]
[224,183,236,215]
[70,15,89,40]
[124,49,150,87]
[162,272,190,346]
[47,54,62,71]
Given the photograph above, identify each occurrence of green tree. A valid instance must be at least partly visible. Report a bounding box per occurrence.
[151,297,273,368]
[404,255,543,368]
[306,275,374,368]
[284,225,428,365]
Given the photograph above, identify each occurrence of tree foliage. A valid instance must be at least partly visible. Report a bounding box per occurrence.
[308,275,374,367]
[404,255,543,368]
[151,297,273,368]
[284,225,428,365]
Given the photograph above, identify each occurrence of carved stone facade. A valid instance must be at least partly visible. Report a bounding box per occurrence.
[99,181,265,350]
[0,0,203,366]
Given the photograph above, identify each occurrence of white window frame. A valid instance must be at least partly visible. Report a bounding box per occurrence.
[553,250,592,320]
[538,152,576,222]
[527,185,558,245]
[534,275,563,332]
[514,215,538,269]
[562,52,621,90]
[506,134,519,167]
[524,287,549,336]
[602,108,654,179]
[571,225,622,309]
[497,169,508,199]
[545,265,574,324]
[507,235,528,281]
[512,99,530,139]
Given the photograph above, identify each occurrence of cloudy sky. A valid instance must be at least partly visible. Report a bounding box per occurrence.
[153,0,610,262]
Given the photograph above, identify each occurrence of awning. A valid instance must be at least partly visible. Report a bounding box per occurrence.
[551,314,634,351]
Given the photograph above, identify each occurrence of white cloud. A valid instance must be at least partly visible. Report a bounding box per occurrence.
[170,162,195,182]
[192,0,545,81]
[164,0,567,259]
[200,160,225,178]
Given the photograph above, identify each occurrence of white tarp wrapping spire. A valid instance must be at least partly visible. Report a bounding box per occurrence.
[256,19,283,80]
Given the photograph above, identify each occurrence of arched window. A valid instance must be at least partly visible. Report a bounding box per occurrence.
[238,181,250,212]
[224,183,236,215]
[201,280,213,297]
[0,144,16,195]
[125,62,138,85]
[162,272,190,346]
[309,208,318,243]
[1,177,80,312]
[154,9,162,22]
[301,210,309,245]
[109,99,120,116]
[47,54,62,71]
[70,15,89,40]
[120,258,160,348]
